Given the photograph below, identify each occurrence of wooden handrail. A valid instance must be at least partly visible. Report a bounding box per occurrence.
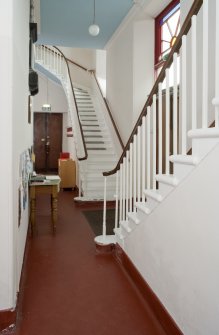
[103,0,203,177]
[53,46,88,161]
[66,57,88,72]
[91,71,124,150]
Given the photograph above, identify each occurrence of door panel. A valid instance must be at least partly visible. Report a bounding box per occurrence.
[34,112,63,173]
[34,113,47,171]
[47,113,63,170]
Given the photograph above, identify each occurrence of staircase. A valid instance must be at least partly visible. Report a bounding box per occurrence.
[34,45,121,200]
[97,0,219,334]
[73,86,118,199]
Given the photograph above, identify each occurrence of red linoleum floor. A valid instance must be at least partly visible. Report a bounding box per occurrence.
[12,190,167,335]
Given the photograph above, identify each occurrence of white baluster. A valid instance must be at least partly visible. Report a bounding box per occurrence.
[165,69,170,174]
[59,54,62,75]
[122,159,126,220]
[202,0,209,128]
[153,94,157,190]
[102,177,107,239]
[192,16,197,129]
[181,35,187,154]
[146,107,151,189]
[33,44,36,60]
[142,116,146,201]
[129,143,133,212]
[126,151,129,217]
[119,166,122,222]
[213,0,219,127]
[133,135,137,210]
[173,53,178,154]
[137,126,141,201]
[158,83,163,173]
[53,50,56,72]
[115,171,119,229]
[43,45,46,65]
[55,52,57,73]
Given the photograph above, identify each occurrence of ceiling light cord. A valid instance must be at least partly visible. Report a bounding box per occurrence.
[93,0,96,24]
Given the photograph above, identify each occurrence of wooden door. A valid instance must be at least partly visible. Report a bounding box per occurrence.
[34,112,63,173]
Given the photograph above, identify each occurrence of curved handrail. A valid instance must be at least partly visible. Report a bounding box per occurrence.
[103,0,203,177]
[59,53,124,150]
[53,46,88,161]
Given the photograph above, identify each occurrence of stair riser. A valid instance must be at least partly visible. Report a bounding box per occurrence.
[157,183,175,198]
[86,144,112,149]
[173,164,195,180]
[114,228,125,246]
[83,190,115,200]
[192,137,219,159]
[128,215,139,230]
[83,181,116,188]
[135,208,149,223]
[145,198,160,211]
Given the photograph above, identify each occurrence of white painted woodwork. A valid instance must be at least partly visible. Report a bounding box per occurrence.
[158,83,162,173]
[192,16,197,130]
[181,35,187,154]
[202,0,209,128]
[142,116,146,201]
[173,53,178,155]
[152,94,157,190]
[146,107,151,189]
[137,126,141,200]
[165,69,170,174]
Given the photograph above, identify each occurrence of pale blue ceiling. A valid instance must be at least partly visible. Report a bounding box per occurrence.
[37,0,134,49]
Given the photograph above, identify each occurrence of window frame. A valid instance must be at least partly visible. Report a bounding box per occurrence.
[155,0,180,72]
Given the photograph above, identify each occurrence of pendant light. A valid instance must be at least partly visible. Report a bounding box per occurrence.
[88,0,100,36]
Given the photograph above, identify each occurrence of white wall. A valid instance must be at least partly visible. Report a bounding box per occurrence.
[124,142,219,335]
[33,74,68,113]
[0,0,31,310]
[59,47,95,70]
[106,22,134,144]
[105,0,171,144]
[95,50,106,97]
[133,20,154,123]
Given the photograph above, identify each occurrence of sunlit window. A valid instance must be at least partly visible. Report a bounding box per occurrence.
[155,0,180,77]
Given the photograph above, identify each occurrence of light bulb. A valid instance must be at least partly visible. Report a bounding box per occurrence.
[88,24,100,36]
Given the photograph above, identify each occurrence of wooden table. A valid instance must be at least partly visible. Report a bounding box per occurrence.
[29,178,60,233]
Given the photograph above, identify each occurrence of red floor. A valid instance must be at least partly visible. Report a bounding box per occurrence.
[12,190,166,335]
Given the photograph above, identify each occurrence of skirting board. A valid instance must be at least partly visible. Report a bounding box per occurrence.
[0,309,16,332]
[114,243,183,335]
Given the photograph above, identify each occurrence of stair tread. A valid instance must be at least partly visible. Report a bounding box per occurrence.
[144,189,163,202]
[188,128,219,138]
[135,202,151,214]
[127,212,140,224]
[156,174,179,186]
[169,154,199,165]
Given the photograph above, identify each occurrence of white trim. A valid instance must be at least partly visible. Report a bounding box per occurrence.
[104,0,149,50]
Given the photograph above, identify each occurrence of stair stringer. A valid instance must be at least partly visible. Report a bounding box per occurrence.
[116,141,219,335]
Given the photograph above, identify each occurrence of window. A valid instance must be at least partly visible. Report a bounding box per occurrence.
[155,0,180,76]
